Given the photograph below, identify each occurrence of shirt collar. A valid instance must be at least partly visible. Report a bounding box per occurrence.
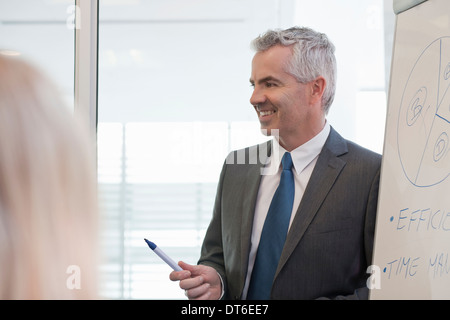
[268,121,331,175]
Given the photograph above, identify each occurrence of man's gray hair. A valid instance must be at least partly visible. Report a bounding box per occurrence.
[251,27,337,114]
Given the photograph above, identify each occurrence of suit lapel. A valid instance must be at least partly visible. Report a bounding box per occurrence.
[238,141,271,290]
[276,128,348,276]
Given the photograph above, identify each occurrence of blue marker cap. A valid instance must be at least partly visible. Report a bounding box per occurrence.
[144,238,156,250]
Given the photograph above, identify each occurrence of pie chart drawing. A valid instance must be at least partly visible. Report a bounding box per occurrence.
[397,37,450,188]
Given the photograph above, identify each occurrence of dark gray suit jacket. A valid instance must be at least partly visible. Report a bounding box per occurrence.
[198,127,382,300]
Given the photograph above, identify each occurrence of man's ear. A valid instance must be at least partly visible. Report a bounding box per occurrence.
[310,76,326,104]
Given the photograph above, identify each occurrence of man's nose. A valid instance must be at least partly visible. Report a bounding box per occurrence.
[250,87,266,107]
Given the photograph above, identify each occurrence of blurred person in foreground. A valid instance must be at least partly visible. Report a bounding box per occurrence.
[0,53,98,299]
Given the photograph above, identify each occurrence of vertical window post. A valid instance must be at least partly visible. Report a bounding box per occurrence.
[74,0,99,138]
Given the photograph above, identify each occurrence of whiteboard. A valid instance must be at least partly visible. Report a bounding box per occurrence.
[370,0,450,299]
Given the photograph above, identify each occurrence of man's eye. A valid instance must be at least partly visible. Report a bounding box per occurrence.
[265,82,275,88]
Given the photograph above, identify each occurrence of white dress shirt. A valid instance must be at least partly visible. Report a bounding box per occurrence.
[241,122,331,299]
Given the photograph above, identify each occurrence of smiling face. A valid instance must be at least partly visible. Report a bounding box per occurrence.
[249,44,326,151]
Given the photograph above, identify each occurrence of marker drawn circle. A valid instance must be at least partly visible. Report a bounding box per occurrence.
[397,37,450,188]
[433,132,448,162]
[406,86,427,127]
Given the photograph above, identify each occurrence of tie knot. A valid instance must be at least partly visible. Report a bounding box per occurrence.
[281,152,293,171]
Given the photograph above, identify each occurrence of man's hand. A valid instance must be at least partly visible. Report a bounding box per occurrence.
[169,261,222,300]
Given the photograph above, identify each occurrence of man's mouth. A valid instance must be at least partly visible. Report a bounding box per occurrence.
[255,106,276,117]
[259,110,276,117]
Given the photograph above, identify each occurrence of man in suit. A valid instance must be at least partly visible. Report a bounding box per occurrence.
[170,26,381,300]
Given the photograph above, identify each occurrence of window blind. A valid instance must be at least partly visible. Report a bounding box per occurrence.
[97,121,265,299]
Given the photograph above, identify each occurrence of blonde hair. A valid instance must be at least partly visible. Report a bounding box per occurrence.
[0,54,98,299]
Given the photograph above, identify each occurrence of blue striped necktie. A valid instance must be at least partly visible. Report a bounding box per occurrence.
[247,152,295,300]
